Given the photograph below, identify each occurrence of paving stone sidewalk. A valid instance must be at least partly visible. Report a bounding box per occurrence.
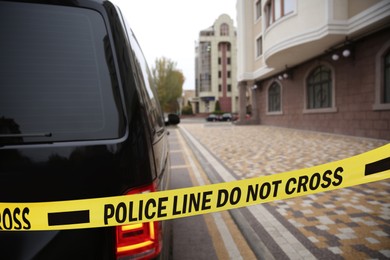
[180,122,390,259]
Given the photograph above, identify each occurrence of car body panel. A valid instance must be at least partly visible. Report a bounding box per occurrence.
[206,114,219,122]
[221,113,233,121]
[0,1,171,259]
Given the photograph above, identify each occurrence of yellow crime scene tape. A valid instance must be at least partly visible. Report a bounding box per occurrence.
[1,144,389,231]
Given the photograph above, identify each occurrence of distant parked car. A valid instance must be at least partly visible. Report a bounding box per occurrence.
[167,113,180,125]
[206,114,219,122]
[221,113,233,121]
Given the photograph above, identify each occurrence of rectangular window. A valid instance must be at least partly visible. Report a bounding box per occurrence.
[227,84,232,92]
[256,37,263,57]
[227,71,231,78]
[0,2,124,144]
[266,2,272,27]
[256,0,262,20]
[265,0,296,28]
[218,71,222,78]
[284,0,295,14]
[274,0,281,20]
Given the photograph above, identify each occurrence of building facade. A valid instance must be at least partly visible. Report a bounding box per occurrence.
[195,14,239,114]
[237,0,390,140]
[180,89,196,115]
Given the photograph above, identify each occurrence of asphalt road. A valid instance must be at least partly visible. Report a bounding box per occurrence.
[168,126,256,260]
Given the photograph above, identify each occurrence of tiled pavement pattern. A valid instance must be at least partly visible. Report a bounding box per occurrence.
[180,123,390,259]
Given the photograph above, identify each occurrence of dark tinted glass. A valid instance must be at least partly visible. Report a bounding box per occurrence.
[0,2,125,145]
[306,66,332,109]
[385,51,390,103]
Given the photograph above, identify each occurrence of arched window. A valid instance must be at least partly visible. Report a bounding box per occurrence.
[374,40,390,110]
[220,23,229,36]
[384,50,390,103]
[306,65,332,109]
[268,82,281,112]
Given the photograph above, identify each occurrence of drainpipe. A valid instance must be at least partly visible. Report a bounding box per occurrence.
[237,81,247,124]
[250,82,260,124]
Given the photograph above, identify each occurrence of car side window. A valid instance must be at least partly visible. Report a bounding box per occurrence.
[132,39,165,133]
[120,15,165,139]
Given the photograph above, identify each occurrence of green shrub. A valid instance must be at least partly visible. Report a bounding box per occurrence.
[182,105,193,115]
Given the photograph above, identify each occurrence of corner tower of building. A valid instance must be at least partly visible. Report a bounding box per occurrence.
[237,0,390,139]
[195,14,238,114]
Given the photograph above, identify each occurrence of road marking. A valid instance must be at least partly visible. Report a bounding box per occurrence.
[176,129,243,260]
[171,165,190,170]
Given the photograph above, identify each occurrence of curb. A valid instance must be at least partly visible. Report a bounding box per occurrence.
[178,126,270,260]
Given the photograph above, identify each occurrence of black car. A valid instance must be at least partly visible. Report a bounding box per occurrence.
[221,113,233,121]
[165,113,181,125]
[206,114,219,122]
[0,1,175,259]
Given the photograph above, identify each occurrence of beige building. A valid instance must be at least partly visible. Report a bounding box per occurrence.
[194,14,239,114]
[180,89,196,115]
[237,0,390,139]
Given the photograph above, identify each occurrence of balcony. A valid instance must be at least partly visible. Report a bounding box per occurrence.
[262,0,390,70]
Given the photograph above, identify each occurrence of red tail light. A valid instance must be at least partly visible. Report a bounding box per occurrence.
[116,184,162,260]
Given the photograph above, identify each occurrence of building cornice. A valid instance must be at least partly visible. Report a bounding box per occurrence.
[347,1,390,34]
[237,0,390,83]
[238,66,274,82]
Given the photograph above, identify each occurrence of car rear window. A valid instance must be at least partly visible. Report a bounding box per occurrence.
[0,2,125,145]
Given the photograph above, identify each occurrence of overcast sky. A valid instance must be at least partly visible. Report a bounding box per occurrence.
[110,0,237,90]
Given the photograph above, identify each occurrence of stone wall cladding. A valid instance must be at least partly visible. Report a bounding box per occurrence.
[257,28,390,140]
